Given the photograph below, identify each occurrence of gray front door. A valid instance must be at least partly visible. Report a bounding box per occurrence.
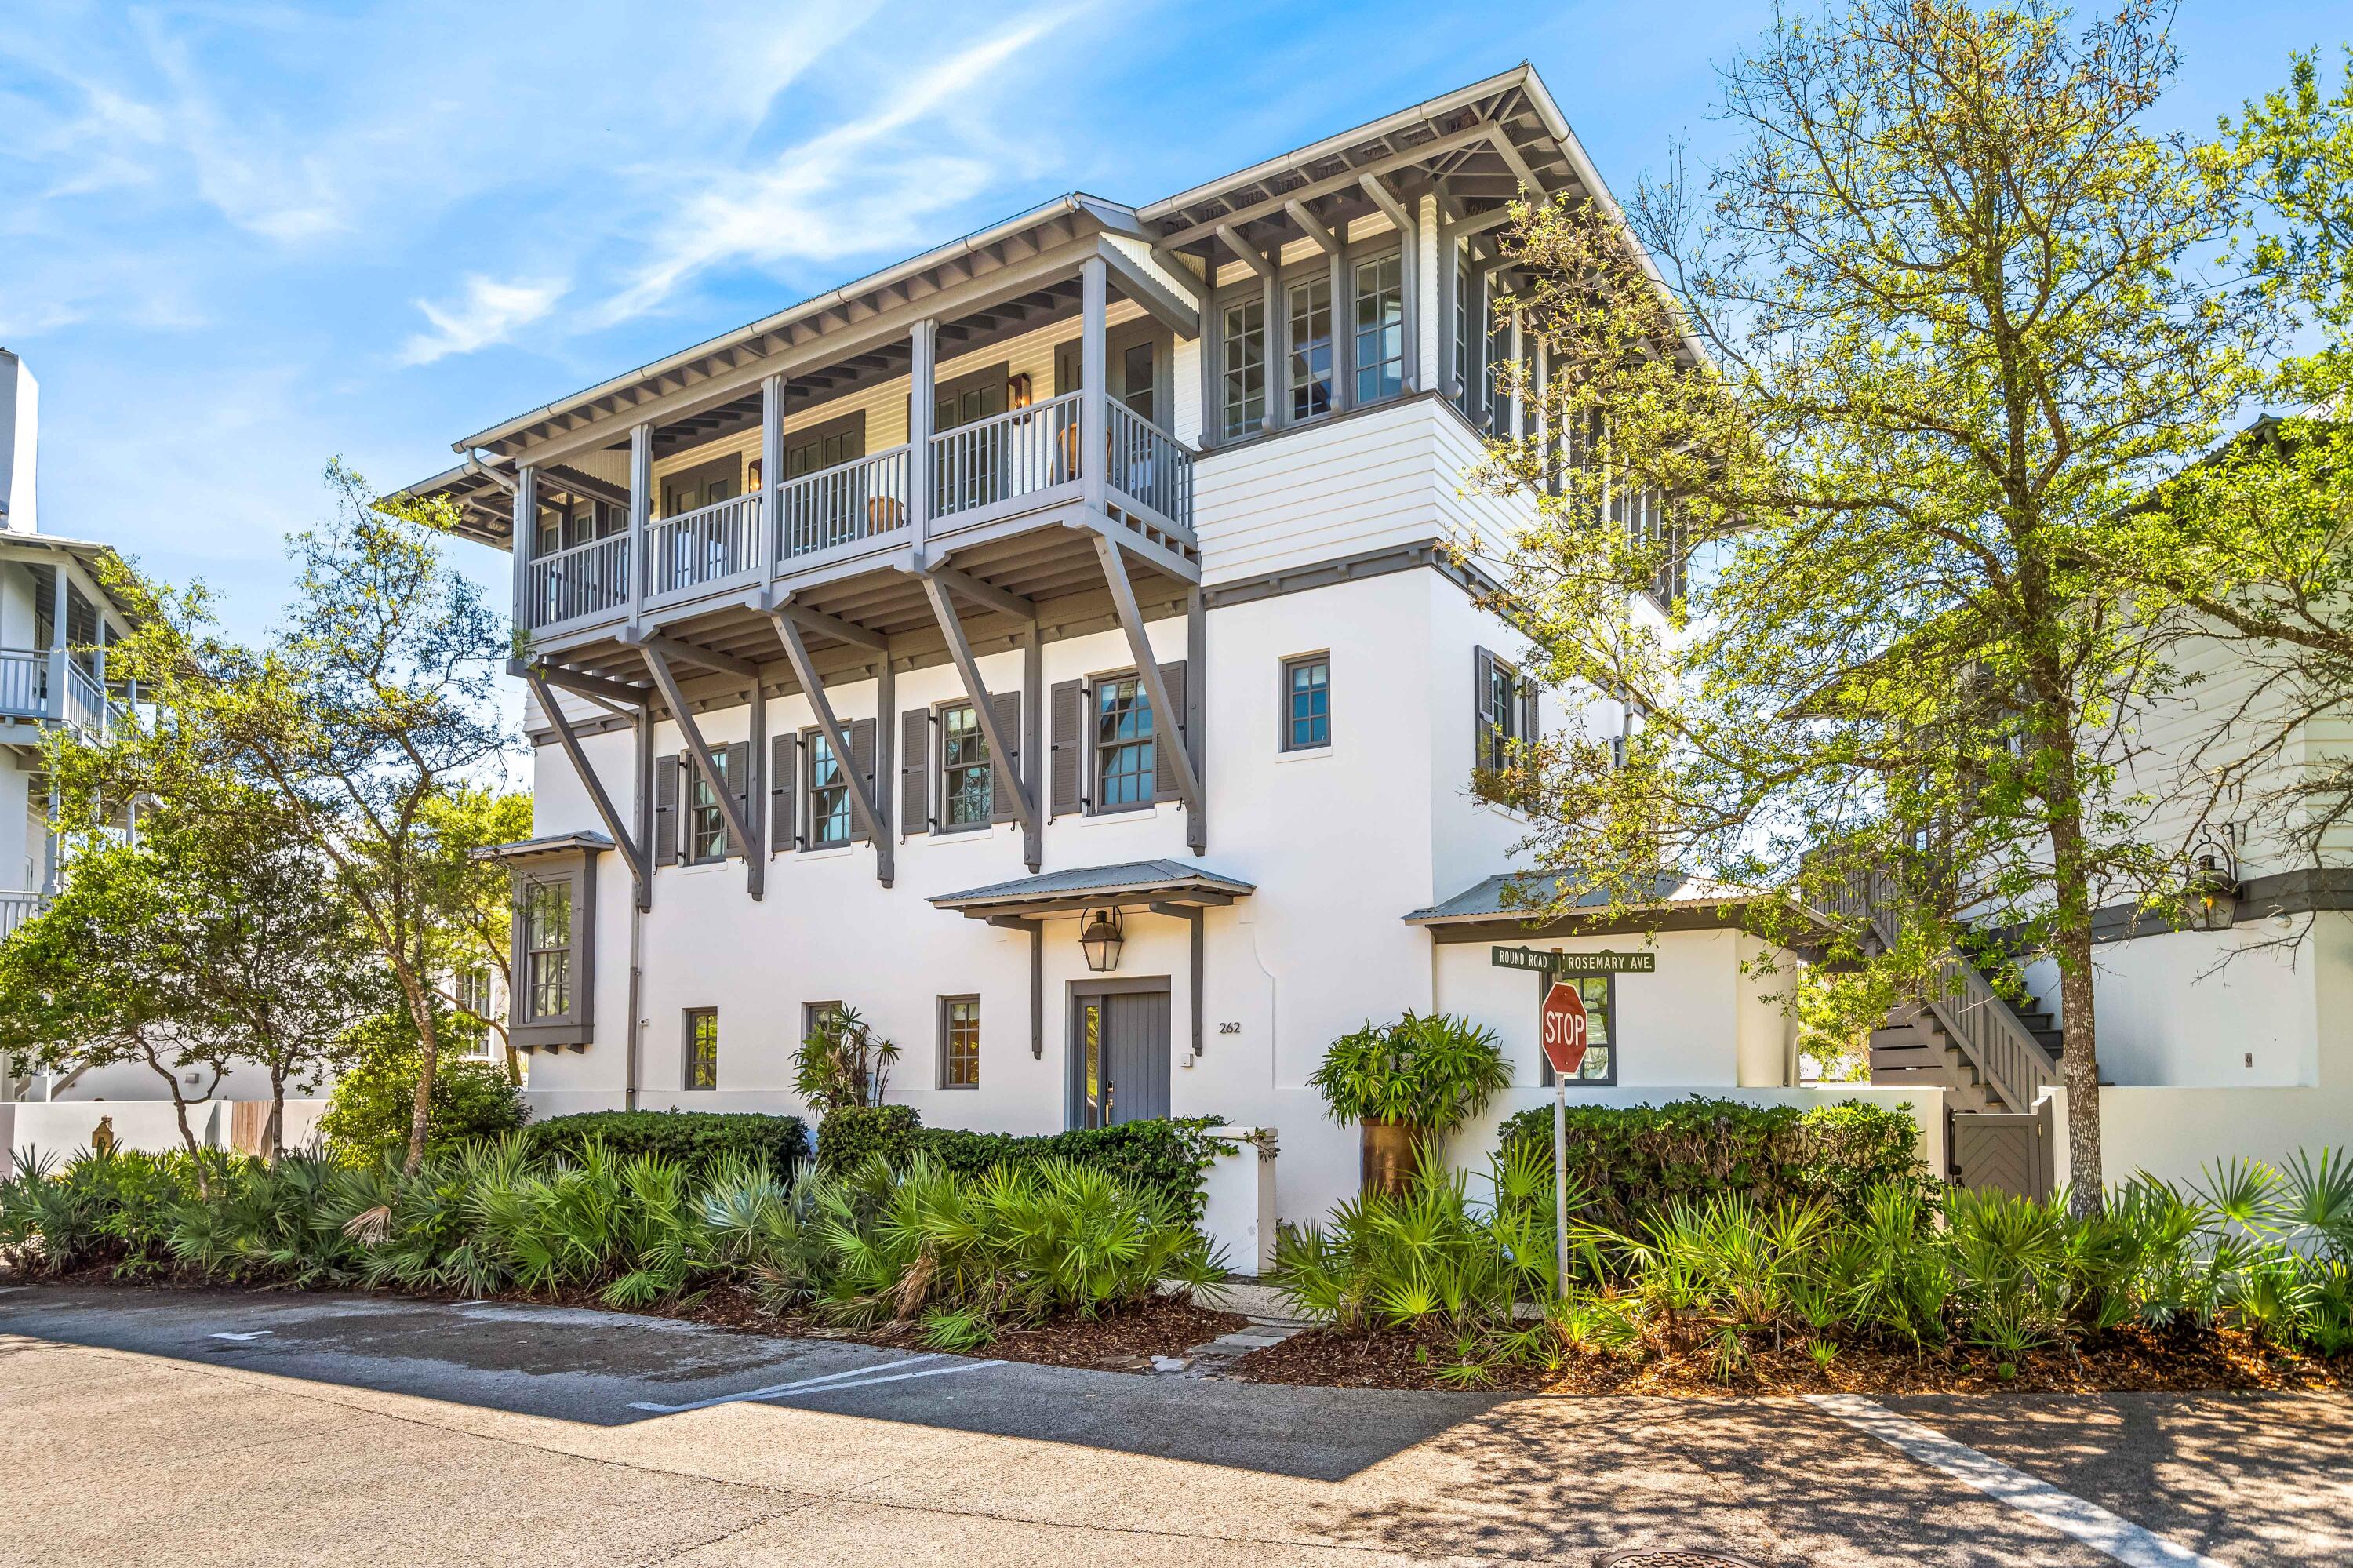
[1071,988,1171,1128]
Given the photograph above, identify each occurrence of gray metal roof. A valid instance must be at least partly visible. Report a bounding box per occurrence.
[930,859,1256,910]
[473,831,614,862]
[1405,870,1755,925]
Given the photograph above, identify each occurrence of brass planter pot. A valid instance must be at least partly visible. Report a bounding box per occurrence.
[1360,1118,1427,1196]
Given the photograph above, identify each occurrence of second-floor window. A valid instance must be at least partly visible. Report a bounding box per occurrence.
[1355,252,1405,404]
[940,704,991,830]
[807,733,853,847]
[1283,653,1331,751]
[1476,648,1527,773]
[1093,675,1154,810]
[1286,275,1333,420]
[523,881,572,1020]
[687,752,731,863]
[1221,297,1266,438]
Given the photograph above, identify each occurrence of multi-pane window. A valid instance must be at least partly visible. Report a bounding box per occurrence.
[1453,256,1474,408]
[1076,998,1106,1128]
[1624,485,1689,606]
[1286,275,1333,420]
[1478,653,1523,773]
[456,967,494,1020]
[523,881,572,1021]
[684,1008,718,1091]
[940,996,980,1090]
[686,751,730,863]
[1540,977,1616,1086]
[1093,675,1155,809]
[1282,653,1330,751]
[1486,287,1514,436]
[1120,341,1157,424]
[804,1001,843,1045]
[806,733,852,847]
[940,703,991,830]
[1221,297,1266,438]
[1354,252,1405,404]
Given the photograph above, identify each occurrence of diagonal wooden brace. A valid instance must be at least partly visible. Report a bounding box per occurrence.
[766,609,891,885]
[526,667,652,911]
[637,643,763,901]
[1089,530,1205,820]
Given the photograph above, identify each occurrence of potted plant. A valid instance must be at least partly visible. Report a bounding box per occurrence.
[1307,1011,1512,1195]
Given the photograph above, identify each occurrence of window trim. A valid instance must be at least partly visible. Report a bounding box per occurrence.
[507,851,597,1052]
[1537,972,1619,1088]
[1350,245,1407,406]
[684,749,732,865]
[934,700,993,835]
[1086,670,1156,816]
[938,994,980,1090]
[801,725,853,851]
[683,1007,719,1091]
[1279,651,1332,753]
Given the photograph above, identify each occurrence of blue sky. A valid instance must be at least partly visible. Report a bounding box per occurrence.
[2,0,2342,638]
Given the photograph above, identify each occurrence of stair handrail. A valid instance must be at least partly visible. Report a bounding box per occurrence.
[1824,860,2062,1114]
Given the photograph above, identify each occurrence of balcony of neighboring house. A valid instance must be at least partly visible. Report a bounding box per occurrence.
[0,543,131,740]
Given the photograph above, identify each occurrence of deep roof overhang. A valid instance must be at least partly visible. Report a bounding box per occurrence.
[930,858,1255,919]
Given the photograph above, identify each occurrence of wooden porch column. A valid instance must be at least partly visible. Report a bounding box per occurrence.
[758,374,784,577]
[1536,339,1552,493]
[47,552,67,724]
[93,617,107,740]
[908,318,936,566]
[511,464,538,642]
[1197,253,1220,448]
[1508,310,1526,442]
[1080,257,1108,510]
[627,423,652,627]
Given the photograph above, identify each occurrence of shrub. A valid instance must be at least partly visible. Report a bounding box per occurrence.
[316,1010,526,1165]
[1307,1012,1513,1130]
[523,1111,808,1179]
[791,1005,899,1112]
[1497,1096,1928,1236]
[813,1107,1227,1223]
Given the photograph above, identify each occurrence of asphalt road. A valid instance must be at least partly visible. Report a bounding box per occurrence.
[2,1282,2344,1567]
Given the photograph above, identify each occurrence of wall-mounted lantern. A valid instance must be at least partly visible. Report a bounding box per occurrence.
[1078,906,1126,973]
[2188,839,2241,932]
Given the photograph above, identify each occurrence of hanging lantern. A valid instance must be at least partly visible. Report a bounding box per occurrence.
[2188,846,2240,932]
[1078,906,1126,973]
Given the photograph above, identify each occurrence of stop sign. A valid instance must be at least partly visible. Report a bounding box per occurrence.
[1540,982,1588,1076]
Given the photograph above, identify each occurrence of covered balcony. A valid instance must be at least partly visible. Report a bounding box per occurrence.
[0,540,132,738]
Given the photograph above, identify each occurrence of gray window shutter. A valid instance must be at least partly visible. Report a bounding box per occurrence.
[723,740,751,858]
[989,691,1022,824]
[1473,646,1496,769]
[849,718,877,843]
[1152,660,1187,802]
[1049,679,1084,817]
[1518,677,1540,754]
[900,708,931,835]
[769,733,796,853]
[654,755,680,865]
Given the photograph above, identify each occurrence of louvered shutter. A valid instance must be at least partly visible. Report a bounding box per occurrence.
[1472,646,1496,770]
[722,740,751,859]
[990,691,1022,824]
[900,708,931,835]
[769,733,796,853]
[849,718,877,843]
[654,755,680,865]
[1049,679,1084,817]
[1151,660,1187,802]
[1518,677,1540,755]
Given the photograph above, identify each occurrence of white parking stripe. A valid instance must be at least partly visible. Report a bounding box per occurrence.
[628,1353,963,1413]
[1807,1394,2236,1568]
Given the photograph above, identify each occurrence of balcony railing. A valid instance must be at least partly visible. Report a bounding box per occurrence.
[646,493,761,601]
[0,890,43,941]
[779,444,912,562]
[0,649,45,719]
[1106,400,1191,529]
[517,389,1197,632]
[933,390,1082,521]
[529,534,631,629]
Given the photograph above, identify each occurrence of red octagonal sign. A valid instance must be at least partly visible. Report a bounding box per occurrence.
[1540,982,1589,1076]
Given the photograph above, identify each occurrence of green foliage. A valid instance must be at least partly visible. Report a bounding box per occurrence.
[1307,1012,1513,1131]
[1267,1145,2353,1379]
[791,1006,900,1112]
[317,1009,525,1166]
[523,1111,807,1180]
[813,1107,1228,1224]
[1497,1097,1929,1237]
[0,1138,1220,1340]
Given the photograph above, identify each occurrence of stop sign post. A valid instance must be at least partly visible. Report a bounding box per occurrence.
[1540,982,1588,1301]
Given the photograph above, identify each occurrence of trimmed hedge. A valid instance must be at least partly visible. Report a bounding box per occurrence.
[1497,1096,1929,1237]
[522,1110,809,1178]
[815,1106,1227,1223]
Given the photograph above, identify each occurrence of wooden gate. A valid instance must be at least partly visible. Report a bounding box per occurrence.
[1948,1101,2055,1201]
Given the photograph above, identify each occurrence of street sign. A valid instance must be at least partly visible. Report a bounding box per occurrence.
[1491,944,1657,975]
[1540,981,1589,1077]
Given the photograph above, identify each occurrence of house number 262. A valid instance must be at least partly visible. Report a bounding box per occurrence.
[1217,1021,1242,1035]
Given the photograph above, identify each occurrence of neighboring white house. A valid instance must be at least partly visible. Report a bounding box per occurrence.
[396,66,1944,1233]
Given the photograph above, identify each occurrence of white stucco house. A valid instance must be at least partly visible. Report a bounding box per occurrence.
[395,67,1946,1233]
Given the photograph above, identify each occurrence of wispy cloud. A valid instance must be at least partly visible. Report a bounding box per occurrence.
[399,275,571,366]
[591,5,1084,328]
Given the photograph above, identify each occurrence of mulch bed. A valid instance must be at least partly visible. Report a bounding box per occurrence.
[1236,1320,2353,1395]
